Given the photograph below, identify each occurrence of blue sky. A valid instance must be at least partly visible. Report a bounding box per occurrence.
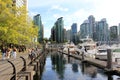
[28,0,120,38]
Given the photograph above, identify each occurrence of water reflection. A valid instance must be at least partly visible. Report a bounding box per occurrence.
[72,63,78,73]
[81,62,97,78]
[51,52,66,79]
[41,52,120,80]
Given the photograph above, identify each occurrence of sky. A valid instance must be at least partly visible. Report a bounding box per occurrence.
[28,0,120,38]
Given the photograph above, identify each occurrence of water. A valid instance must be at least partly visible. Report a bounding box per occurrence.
[41,52,120,80]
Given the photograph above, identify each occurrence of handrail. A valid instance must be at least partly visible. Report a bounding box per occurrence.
[0,49,44,80]
[7,60,16,80]
[2,57,28,80]
[20,56,26,71]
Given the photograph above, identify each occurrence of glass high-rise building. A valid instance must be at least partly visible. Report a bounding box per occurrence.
[80,15,95,40]
[71,23,77,43]
[110,26,118,41]
[118,23,120,42]
[80,20,89,39]
[33,14,43,43]
[56,17,64,43]
[66,30,71,41]
[51,17,64,43]
[88,15,95,39]
[96,18,109,44]
[71,23,77,34]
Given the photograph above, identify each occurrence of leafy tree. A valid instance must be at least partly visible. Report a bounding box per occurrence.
[0,0,38,47]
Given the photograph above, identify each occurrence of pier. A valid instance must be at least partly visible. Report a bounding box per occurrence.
[0,49,47,80]
[58,47,120,76]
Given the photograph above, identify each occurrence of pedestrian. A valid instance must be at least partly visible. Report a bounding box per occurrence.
[28,48,31,59]
[1,47,6,60]
[30,48,36,61]
[6,48,11,59]
[13,47,17,59]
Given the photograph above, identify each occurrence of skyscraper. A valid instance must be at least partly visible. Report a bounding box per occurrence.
[66,30,71,41]
[51,25,56,41]
[118,23,120,42]
[88,15,95,39]
[64,29,67,41]
[110,26,118,41]
[56,17,64,43]
[51,17,64,43]
[33,14,43,43]
[71,23,77,43]
[71,23,77,34]
[80,20,89,39]
[96,18,109,44]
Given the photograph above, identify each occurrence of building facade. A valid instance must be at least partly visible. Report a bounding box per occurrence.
[13,0,27,9]
[66,30,71,42]
[71,23,77,43]
[110,26,118,41]
[51,17,64,43]
[80,20,89,39]
[33,14,43,43]
[118,23,120,42]
[88,15,95,39]
[96,18,109,44]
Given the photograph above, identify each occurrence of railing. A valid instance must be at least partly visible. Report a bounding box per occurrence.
[0,49,45,80]
[0,57,28,80]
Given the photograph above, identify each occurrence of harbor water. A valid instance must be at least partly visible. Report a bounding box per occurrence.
[41,52,120,80]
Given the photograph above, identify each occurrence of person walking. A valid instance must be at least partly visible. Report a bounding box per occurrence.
[6,48,11,59]
[30,48,36,61]
[28,48,32,59]
[13,47,17,59]
[1,47,6,60]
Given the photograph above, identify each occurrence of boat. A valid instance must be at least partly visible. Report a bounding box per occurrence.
[95,48,107,60]
[95,46,120,61]
[63,42,76,54]
[77,37,97,58]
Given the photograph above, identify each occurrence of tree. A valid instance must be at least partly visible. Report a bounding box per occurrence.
[0,0,38,47]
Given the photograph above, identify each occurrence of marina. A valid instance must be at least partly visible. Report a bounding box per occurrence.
[1,44,120,80]
[41,51,120,80]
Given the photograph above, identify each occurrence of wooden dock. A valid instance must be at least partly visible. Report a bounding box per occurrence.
[58,50,120,75]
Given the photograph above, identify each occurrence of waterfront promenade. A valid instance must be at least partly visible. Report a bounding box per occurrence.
[1,43,120,80]
[0,49,47,80]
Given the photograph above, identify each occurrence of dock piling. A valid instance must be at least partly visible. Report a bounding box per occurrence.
[82,51,84,61]
[68,48,70,55]
[107,49,113,70]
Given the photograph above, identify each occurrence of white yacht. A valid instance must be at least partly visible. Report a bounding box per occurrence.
[95,45,120,61]
[63,42,76,54]
[95,48,107,60]
[78,37,97,58]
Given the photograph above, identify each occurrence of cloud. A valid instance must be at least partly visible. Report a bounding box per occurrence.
[53,14,63,19]
[28,0,120,38]
[92,0,120,26]
[51,5,68,12]
[61,9,92,31]
[52,8,93,31]
[28,0,67,8]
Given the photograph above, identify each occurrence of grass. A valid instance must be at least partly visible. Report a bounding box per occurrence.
[113,49,120,52]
